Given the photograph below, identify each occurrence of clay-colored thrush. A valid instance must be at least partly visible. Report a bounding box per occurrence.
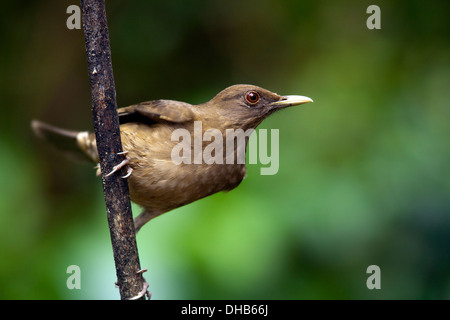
[32,84,312,232]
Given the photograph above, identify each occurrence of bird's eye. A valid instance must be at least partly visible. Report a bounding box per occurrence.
[245,91,260,105]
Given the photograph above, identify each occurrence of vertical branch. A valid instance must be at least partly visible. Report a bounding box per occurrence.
[80,0,146,300]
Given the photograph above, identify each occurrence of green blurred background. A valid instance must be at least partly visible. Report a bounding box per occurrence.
[0,0,449,299]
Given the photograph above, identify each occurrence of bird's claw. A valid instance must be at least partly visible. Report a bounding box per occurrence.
[121,166,133,179]
[105,151,133,178]
[128,269,151,300]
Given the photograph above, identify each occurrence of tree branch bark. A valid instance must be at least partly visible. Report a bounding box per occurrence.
[80,0,147,300]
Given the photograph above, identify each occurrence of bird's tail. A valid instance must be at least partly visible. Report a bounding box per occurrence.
[31,120,99,163]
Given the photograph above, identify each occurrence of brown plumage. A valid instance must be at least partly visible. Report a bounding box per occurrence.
[32,84,312,232]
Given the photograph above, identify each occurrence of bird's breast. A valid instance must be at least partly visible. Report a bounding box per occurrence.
[119,122,247,213]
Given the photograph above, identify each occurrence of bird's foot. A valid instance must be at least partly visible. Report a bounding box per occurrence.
[94,163,101,177]
[105,151,133,178]
[128,269,151,300]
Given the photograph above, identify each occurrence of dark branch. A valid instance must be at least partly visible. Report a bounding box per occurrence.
[80,0,146,300]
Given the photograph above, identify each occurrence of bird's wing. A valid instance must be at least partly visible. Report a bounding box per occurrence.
[118,100,194,124]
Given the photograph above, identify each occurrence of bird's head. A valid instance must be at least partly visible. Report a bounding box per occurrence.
[200,84,313,130]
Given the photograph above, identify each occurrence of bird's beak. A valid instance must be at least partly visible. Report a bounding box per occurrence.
[269,95,313,108]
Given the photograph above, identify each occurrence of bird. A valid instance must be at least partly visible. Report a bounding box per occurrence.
[32,84,312,232]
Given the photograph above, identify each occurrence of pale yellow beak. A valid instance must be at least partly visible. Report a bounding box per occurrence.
[269,95,313,107]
